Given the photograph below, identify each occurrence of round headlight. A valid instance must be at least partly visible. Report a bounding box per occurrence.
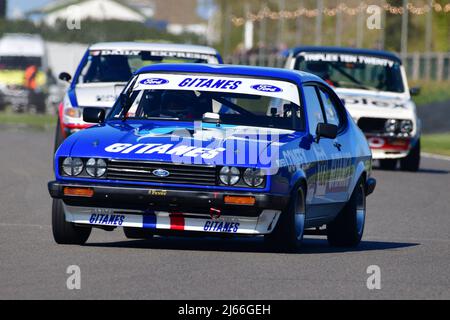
[243,168,265,187]
[86,158,107,177]
[219,166,240,185]
[385,119,397,133]
[400,120,413,134]
[62,157,83,176]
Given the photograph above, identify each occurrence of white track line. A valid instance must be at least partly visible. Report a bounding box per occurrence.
[421,153,450,162]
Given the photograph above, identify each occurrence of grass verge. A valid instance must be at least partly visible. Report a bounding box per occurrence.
[422,133,450,156]
[0,110,56,130]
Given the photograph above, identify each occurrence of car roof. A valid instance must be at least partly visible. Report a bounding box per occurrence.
[136,63,326,85]
[89,42,219,55]
[286,46,402,64]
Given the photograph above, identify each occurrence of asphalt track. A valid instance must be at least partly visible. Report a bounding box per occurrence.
[0,128,449,300]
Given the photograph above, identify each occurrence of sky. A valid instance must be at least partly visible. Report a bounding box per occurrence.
[7,0,52,18]
[7,0,214,19]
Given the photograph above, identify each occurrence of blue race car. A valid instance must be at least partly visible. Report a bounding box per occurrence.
[48,64,376,251]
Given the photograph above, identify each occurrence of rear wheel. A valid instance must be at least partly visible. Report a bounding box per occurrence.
[379,159,397,170]
[52,199,91,245]
[327,178,366,247]
[400,139,421,172]
[124,227,154,240]
[264,186,306,252]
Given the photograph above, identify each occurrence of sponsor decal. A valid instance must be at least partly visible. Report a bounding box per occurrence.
[203,220,240,233]
[342,97,407,109]
[178,77,242,90]
[301,53,396,67]
[149,189,168,196]
[89,214,125,226]
[150,51,215,61]
[152,169,170,177]
[251,84,283,93]
[139,78,169,85]
[95,50,141,56]
[104,143,226,159]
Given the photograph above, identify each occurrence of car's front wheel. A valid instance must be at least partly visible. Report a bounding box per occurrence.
[400,139,421,172]
[327,178,366,247]
[52,199,91,245]
[264,185,306,252]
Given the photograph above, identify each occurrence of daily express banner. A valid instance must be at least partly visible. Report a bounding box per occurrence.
[133,73,301,106]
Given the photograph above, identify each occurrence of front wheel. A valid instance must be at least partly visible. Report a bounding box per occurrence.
[264,186,306,252]
[400,139,421,172]
[52,199,91,245]
[327,178,366,247]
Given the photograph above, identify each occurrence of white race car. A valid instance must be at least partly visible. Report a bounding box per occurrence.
[285,47,421,171]
[55,42,223,151]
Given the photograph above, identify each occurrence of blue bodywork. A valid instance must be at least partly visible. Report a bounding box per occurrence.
[53,64,373,228]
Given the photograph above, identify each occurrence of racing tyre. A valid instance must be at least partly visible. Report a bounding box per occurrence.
[327,178,366,247]
[400,139,421,172]
[54,116,64,153]
[123,227,154,240]
[52,199,91,245]
[379,159,397,170]
[264,185,306,252]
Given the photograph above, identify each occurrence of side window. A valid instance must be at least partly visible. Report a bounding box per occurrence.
[318,87,341,127]
[303,86,325,135]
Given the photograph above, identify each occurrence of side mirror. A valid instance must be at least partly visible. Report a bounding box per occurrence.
[203,112,220,124]
[83,107,105,124]
[316,123,338,140]
[59,72,72,83]
[410,87,420,96]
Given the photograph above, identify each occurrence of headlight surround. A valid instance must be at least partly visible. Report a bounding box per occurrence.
[219,166,240,186]
[384,119,398,133]
[243,168,265,187]
[62,157,83,176]
[400,120,413,134]
[86,158,107,177]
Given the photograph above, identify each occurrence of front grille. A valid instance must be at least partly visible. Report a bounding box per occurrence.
[357,118,386,134]
[106,160,217,186]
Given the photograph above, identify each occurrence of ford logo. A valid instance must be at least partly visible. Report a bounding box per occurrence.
[152,169,170,177]
[140,78,169,85]
[251,84,283,93]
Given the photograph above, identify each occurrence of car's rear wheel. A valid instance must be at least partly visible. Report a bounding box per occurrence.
[327,178,366,247]
[400,139,421,172]
[264,185,306,252]
[52,199,91,245]
[124,227,154,240]
[54,116,64,153]
[379,159,397,170]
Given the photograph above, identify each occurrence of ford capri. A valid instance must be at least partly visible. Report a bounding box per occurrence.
[48,64,376,251]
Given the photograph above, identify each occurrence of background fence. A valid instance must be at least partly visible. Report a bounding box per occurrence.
[224,52,450,81]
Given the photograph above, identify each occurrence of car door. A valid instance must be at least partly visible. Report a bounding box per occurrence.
[302,85,334,221]
[316,84,354,204]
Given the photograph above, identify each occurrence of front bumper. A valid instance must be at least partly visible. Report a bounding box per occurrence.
[48,181,289,215]
[366,135,413,159]
[48,181,288,235]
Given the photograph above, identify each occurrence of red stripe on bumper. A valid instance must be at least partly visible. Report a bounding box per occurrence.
[170,213,185,231]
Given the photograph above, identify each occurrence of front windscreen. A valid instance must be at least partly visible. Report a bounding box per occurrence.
[108,73,304,130]
[295,52,405,93]
[76,49,219,84]
[0,56,42,70]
